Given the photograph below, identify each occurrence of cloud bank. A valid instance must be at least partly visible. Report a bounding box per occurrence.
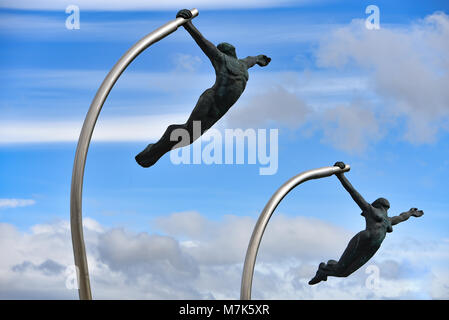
[316,12,449,144]
[0,212,447,299]
[227,12,449,151]
[0,113,188,143]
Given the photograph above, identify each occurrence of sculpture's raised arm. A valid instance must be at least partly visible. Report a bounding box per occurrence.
[177,9,221,62]
[334,162,371,212]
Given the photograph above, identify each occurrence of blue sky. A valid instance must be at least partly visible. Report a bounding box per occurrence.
[1,0,449,299]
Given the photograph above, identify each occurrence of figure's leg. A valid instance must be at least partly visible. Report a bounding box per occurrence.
[335,230,382,277]
[135,123,189,168]
[308,261,334,285]
[135,89,217,168]
[309,231,367,285]
[186,88,216,123]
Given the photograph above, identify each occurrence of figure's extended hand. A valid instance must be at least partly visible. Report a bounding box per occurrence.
[257,55,271,67]
[334,161,346,169]
[176,9,193,19]
[409,208,424,217]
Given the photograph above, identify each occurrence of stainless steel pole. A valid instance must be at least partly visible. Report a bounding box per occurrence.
[70,9,199,300]
[240,164,351,300]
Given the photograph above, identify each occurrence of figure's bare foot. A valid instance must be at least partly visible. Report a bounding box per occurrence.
[257,55,271,67]
[135,144,164,168]
[308,263,328,285]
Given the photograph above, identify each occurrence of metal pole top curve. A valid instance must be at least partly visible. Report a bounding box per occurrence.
[70,9,199,300]
[240,164,350,300]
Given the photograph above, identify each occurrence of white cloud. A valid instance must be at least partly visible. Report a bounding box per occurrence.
[2,69,214,93]
[226,85,311,129]
[0,113,188,143]
[224,72,383,152]
[0,69,370,145]
[0,0,313,11]
[0,13,169,42]
[154,211,209,239]
[0,212,447,299]
[155,212,352,266]
[0,199,36,209]
[173,54,202,72]
[316,12,449,144]
[318,101,385,153]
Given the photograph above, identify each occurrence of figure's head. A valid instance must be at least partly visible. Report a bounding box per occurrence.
[372,198,390,210]
[217,42,237,58]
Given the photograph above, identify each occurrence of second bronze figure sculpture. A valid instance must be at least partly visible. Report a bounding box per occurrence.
[136,9,271,168]
[309,161,424,285]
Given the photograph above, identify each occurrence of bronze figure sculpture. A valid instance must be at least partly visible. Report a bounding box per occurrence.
[135,9,271,168]
[309,161,424,285]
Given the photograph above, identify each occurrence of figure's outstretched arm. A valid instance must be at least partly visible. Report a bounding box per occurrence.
[389,208,424,225]
[240,55,271,69]
[334,162,370,212]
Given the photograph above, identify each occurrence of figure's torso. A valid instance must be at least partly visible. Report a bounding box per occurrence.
[364,206,392,246]
[212,54,249,114]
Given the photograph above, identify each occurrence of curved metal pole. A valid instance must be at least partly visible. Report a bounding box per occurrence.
[70,9,199,300]
[240,164,351,300]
